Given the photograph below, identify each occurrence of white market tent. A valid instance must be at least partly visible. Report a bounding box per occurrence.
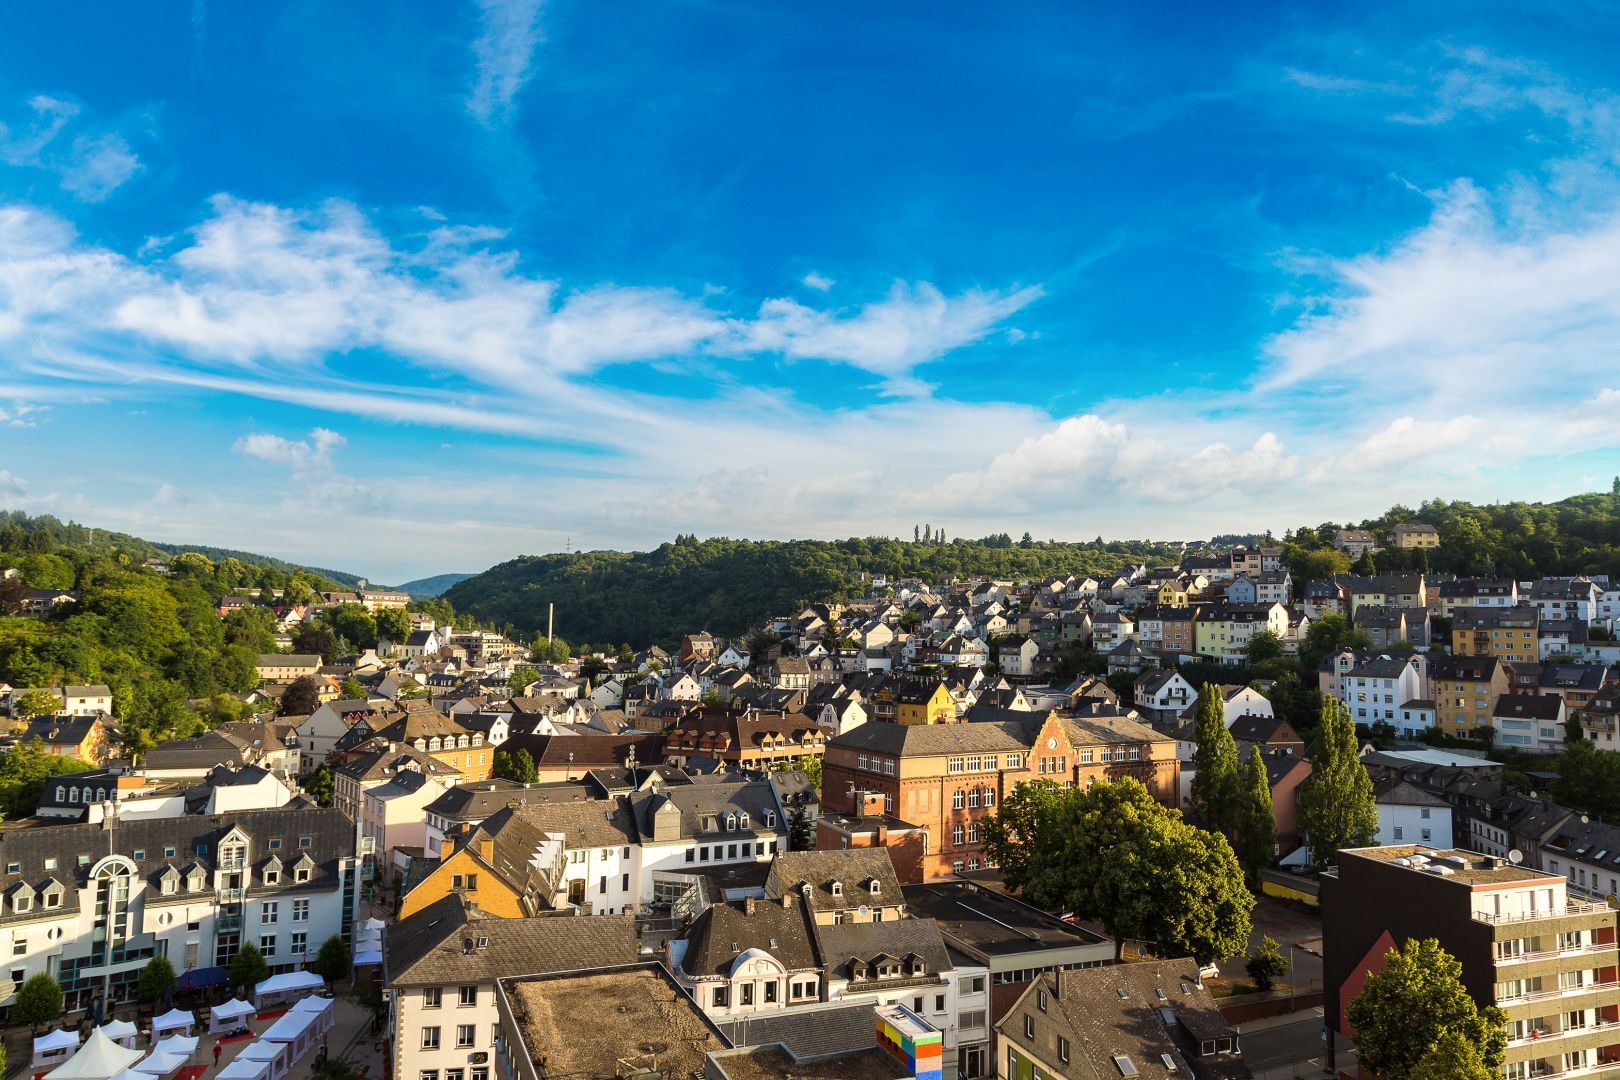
[289,995,334,1036]
[100,1021,139,1049]
[132,1050,189,1076]
[253,970,323,1008]
[43,1027,146,1080]
[259,1009,319,1059]
[153,1036,198,1058]
[353,948,382,966]
[361,917,386,933]
[32,1030,81,1069]
[209,998,257,1034]
[151,1010,196,1039]
[237,1041,289,1080]
[214,1059,270,1080]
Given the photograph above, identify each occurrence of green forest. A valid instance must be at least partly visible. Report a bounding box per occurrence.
[0,513,346,752]
[1279,487,1620,581]
[445,534,1180,646]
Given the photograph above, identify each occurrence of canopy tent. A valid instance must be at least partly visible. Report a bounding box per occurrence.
[153,1036,197,1058]
[353,949,382,966]
[150,1010,195,1039]
[236,1041,289,1080]
[43,1027,146,1080]
[252,970,322,1008]
[99,1021,138,1049]
[289,995,334,1036]
[259,1009,319,1060]
[361,917,386,932]
[208,999,256,1035]
[32,1030,81,1069]
[132,1051,188,1076]
[214,1059,270,1080]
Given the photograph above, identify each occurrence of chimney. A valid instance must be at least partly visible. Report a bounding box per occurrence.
[478,836,495,861]
[744,896,757,916]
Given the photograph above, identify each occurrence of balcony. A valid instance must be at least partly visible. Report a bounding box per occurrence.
[216,913,242,932]
[217,887,246,904]
[1501,980,1620,1007]
[1476,901,1612,926]
[1510,1018,1620,1048]
[1515,1058,1620,1079]
[218,856,245,872]
[1498,944,1620,967]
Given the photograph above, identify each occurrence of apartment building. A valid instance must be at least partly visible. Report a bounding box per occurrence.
[1454,605,1542,663]
[1334,653,1426,728]
[0,807,357,1013]
[1323,846,1620,1080]
[1429,654,1511,738]
[823,711,1177,879]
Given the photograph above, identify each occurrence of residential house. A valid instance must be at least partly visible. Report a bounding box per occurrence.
[1192,603,1287,663]
[1491,694,1566,754]
[662,708,825,771]
[1336,654,1426,729]
[995,958,1247,1080]
[1373,778,1453,847]
[255,654,322,683]
[1390,522,1440,549]
[1333,529,1378,558]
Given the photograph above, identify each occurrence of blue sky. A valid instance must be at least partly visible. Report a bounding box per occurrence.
[2,2,1619,582]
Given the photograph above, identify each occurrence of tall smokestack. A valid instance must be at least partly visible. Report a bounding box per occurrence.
[548,603,554,644]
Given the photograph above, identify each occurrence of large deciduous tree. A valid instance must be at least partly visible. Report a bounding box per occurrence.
[1347,938,1506,1080]
[983,777,1253,964]
[1297,697,1378,867]
[279,675,323,717]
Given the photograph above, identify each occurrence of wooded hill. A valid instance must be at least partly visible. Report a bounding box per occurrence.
[443,534,1177,648]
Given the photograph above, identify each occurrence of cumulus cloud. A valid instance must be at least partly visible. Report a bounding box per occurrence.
[233,427,386,513]
[466,0,544,128]
[0,401,44,428]
[61,133,142,202]
[801,271,834,291]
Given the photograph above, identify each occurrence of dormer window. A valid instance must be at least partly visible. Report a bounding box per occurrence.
[738,812,749,830]
[829,881,843,897]
[910,958,926,976]
[868,880,881,896]
[764,810,777,828]
[725,814,737,832]
[13,894,31,913]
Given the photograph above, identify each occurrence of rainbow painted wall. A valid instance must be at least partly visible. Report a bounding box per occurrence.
[875,1002,942,1080]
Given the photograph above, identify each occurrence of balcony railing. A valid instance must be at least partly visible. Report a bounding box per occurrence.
[217,887,246,903]
[218,857,245,871]
[1476,901,1612,925]
[1502,979,1620,1006]
[1498,944,1620,966]
[1517,1058,1620,1079]
[1510,1018,1620,1048]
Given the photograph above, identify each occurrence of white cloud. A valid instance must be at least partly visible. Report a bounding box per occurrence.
[801,271,834,291]
[61,133,142,202]
[0,95,141,201]
[0,196,1034,400]
[0,401,44,428]
[0,469,26,500]
[466,0,544,128]
[232,427,386,513]
[745,281,1043,392]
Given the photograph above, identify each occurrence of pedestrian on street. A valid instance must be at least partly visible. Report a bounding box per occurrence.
[213,1042,223,1067]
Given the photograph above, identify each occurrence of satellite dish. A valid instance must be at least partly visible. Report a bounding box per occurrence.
[858,905,871,918]
[1508,849,1523,865]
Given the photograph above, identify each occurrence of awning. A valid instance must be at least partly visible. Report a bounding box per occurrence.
[177,967,227,991]
[43,1028,146,1080]
[151,1010,195,1037]
[253,970,323,998]
[34,1031,81,1055]
[353,949,382,965]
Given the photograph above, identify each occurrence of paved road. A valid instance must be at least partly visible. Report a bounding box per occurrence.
[1240,1011,1355,1078]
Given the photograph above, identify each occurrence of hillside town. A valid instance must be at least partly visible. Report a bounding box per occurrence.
[5,520,1620,1080]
